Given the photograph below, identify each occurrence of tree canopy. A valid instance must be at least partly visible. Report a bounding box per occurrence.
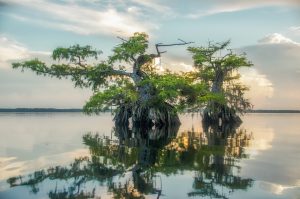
[188,40,253,123]
[12,33,252,125]
[12,32,207,126]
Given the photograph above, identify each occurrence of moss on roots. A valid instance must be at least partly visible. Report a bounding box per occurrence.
[203,103,242,125]
[114,102,180,127]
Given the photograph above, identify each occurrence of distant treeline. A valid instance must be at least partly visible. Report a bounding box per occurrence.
[246,110,300,113]
[0,108,83,112]
[0,108,299,113]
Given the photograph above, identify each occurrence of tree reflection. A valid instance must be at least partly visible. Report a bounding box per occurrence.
[186,122,253,198]
[7,122,253,199]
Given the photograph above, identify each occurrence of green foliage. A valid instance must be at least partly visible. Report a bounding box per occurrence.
[187,41,252,78]
[109,32,149,63]
[188,40,253,114]
[141,72,205,111]
[52,44,100,63]
[12,59,125,90]
[84,81,138,114]
[12,32,212,116]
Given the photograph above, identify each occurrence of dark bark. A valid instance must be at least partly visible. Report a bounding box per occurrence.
[211,68,224,93]
[203,68,241,125]
[114,55,180,127]
[203,103,242,125]
[131,102,180,127]
[114,102,180,127]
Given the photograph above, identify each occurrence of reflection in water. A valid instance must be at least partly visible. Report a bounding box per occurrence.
[6,123,253,199]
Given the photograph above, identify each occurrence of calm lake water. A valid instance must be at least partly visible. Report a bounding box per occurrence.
[0,113,299,199]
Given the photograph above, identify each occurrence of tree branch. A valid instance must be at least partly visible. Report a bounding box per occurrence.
[111,69,132,77]
[76,56,88,68]
[117,36,128,42]
[155,39,194,56]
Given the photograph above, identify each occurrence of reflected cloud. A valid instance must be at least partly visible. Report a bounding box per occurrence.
[260,181,300,195]
[0,149,89,182]
[245,128,274,157]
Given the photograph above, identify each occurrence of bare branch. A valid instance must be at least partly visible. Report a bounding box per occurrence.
[177,39,186,43]
[155,40,194,56]
[117,36,128,42]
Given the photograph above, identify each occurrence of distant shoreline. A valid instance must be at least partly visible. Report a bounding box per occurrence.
[0,108,300,113]
[246,110,300,113]
[0,108,83,113]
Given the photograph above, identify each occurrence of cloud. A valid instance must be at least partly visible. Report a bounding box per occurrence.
[0,36,30,67]
[186,0,300,18]
[240,34,300,109]
[0,36,90,108]
[240,68,274,106]
[130,0,171,14]
[289,26,300,32]
[0,35,50,69]
[4,0,158,37]
[288,26,300,36]
[258,33,300,45]
[169,62,194,72]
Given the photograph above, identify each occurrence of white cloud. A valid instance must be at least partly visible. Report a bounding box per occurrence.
[178,62,194,71]
[258,33,300,45]
[162,61,194,72]
[0,36,90,108]
[240,68,274,100]
[0,35,50,69]
[6,0,157,37]
[187,0,300,18]
[289,26,300,32]
[0,36,29,66]
[130,0,171,14]
[239,35,300,109]
[127,6,143,16]
[288,26,300,36]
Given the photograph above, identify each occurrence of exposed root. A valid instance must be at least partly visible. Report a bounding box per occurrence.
[202,103,242,126]
[114,102,180,127]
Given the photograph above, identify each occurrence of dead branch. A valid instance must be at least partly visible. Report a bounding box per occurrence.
[117,36,128,42]
[155,39,194,56]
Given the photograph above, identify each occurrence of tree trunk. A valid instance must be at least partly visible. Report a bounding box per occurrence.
[203,103,242,125]
[203,69,241,125]
[114,55,180,127]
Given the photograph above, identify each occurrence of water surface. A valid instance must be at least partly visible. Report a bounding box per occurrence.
[0,113,299,199]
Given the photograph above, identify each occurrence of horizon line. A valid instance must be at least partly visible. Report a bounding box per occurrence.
[0,108,300,113]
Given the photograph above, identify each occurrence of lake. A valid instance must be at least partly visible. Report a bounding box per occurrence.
[0,113,299,199]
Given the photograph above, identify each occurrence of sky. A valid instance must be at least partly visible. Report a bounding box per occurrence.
[0,0,300,109]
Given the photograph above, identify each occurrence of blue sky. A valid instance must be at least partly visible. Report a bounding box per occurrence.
[1,0,300,109]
